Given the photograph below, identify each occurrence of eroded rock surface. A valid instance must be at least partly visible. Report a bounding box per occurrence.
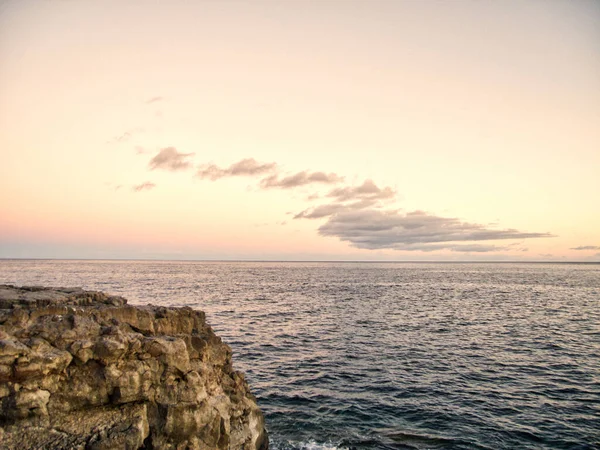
[0,285,268,450]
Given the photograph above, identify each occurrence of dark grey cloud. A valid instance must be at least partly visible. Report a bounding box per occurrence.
[327,179,396,202]
[260,171,343,189]
[132,182,156,192]
[197,158,277,181]
[317,209,554,252]
[145,96,163,104]
[149,147,195,171]
[570,245,600,250]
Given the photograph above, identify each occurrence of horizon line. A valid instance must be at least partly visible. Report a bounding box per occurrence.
[0,257,598,264]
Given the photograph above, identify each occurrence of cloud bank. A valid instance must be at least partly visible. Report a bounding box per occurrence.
[149,147,195,171]
[315,209,554,252]
[570,245,600,250]
[140,153,555,253]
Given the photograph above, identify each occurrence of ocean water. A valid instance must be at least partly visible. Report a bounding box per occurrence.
[1,260,599,449]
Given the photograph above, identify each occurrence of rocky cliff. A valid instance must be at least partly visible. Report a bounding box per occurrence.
[0,285,268,450]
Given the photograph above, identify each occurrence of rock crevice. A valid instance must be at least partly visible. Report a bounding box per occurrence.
[0,285,268,450]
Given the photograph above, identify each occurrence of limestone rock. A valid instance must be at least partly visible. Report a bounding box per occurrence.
[0,285,268,450]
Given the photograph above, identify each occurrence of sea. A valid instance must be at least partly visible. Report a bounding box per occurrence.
[1,260,599,449]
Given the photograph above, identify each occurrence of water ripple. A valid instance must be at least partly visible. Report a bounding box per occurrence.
[1,261,599,449]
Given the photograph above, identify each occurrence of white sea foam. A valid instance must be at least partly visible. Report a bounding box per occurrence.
[272,440,348,450]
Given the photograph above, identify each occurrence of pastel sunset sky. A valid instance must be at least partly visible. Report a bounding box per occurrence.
[1,0,599,261]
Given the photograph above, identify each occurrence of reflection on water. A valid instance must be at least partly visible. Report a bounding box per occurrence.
[1,261,599,449]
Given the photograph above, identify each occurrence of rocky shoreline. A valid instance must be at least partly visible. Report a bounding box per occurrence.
[0,285,268,449]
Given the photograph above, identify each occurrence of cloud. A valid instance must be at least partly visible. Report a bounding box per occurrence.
[194,157,342,190]
[294,199,377,219]
[293,180,395,219]
[327,179,396,202]
[108,131,133,144]
[145,96,163,104]
[260,171,343,189]
[448,244,508,252]
[149,147,195,171]
[104,182,123,191]
[107,127,144,144]
[316,209,554,252]
[143,152,556,255]
[396,243,510,252]
[197,158,277,181]
[570,245,600,250]
[132,182,156,192]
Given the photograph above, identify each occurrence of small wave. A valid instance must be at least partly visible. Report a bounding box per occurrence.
[380,430,458,448]
[271,439,348,450]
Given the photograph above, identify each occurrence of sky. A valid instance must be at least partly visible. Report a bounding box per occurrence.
[1,0,599,261]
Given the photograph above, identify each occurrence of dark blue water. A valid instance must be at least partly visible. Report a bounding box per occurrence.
[1,260,599,449]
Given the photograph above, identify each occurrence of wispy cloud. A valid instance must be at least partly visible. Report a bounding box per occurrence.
[149,147,195,171]
[132,182,156,192]
[316,209,554,252]
[294,199,377,219]
[145,96,163,104]
[327,179,396,202]
[104,182,123,191]
[195,158,342,190]
[393,243,510,252]
[570,245,600,250]
[197,158,277,180]
[107,127,144,144]
[260,171,343,189]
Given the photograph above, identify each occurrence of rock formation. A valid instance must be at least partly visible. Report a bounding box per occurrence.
[0,285,268,450]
